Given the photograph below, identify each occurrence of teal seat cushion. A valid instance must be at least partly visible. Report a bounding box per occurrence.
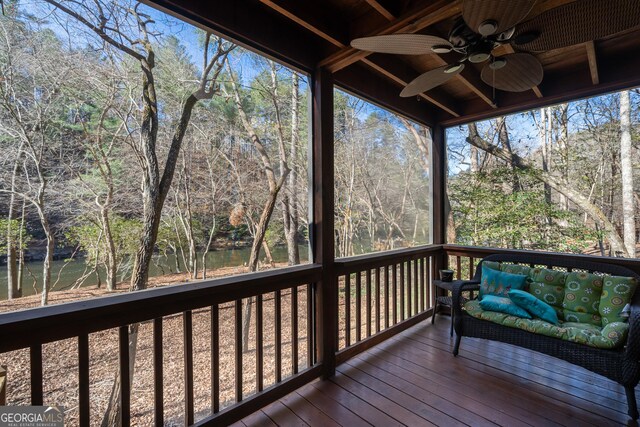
[479,295,532,319]
[480,264,528,300]
[509,289,559,325]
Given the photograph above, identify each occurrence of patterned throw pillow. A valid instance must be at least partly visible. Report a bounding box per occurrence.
[501,263,532,278]
[509,289,560,325]
[479,295,532,319]
[480,264,529,300]
[562,271,604,326]
[529,267,567,320]
[482,260,501,272]
[599,275,638,325]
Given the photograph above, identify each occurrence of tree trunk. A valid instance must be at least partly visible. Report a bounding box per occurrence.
[283,72,300,265]
[496,118,521,192]
[6,145,23,299]
[540,108,552,205]
[466,131,629,256]
[619,90,636,257]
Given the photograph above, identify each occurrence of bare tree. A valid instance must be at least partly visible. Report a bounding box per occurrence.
[466,128,629,255]
[620,90,636,257]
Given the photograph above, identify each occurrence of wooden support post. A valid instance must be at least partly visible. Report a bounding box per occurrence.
[0,365,6,406]
[312,67,337,377]
[431,124,448,287]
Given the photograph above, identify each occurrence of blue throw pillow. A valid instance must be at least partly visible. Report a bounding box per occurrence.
[479,295,532,319]
[508,289,560,325]
[480,264,528,300]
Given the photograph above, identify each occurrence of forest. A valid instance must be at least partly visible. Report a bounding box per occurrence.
[0,0,430,306]
[447,91,639,258]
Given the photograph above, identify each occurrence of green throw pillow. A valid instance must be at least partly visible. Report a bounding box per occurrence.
[562,271,604,326]
[529,267,567,320]
[479,295,532,319]
[480,264,529,300]
[508,289,559,325]
[482,260,501,271]
[501,263,532,278]
[599,275,637,325]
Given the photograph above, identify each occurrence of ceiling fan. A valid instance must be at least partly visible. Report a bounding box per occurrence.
[350,0,640,98]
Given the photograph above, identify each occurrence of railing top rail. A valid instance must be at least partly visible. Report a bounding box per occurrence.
[0,264,321,353]
[443,245,640,275]
[335,244,443,274]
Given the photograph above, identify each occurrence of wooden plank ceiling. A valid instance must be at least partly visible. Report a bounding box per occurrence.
[148,0,640,127]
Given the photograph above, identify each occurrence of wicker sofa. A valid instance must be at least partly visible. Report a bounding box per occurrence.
[451,253,640,419]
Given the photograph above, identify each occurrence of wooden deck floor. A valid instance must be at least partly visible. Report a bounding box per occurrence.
[238,314,639,427]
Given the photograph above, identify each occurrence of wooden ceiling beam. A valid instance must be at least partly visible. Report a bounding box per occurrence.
[258,0,459,117]
[440,48,640,126]
[257,0,348,48]
[144,0,326,72]
[319,0,462,72]
[429,54,497,108]
[364,0,396,21]
[362,54,460,117]
[585,41,600,85]
[334,62,438,127]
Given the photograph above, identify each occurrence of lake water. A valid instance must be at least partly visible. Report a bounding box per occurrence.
[0,244,310,301]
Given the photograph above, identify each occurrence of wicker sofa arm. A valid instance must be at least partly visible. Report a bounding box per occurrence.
[624,296,640,361]
[452,280,480,317]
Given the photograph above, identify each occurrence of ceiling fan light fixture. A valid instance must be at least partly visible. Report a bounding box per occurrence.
[478,20,498,36]
[444,63,465,74]
[469,51,491,63]
[489,57,507,70]
[431,44,453,54]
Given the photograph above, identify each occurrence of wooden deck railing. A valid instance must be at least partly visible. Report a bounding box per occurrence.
[334,245,442,364]
[2,244,637,426]
[443,245,640,278]
[0,264,322,426]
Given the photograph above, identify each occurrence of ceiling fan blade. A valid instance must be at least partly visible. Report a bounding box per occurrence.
[481,53,543,92]
[514,0,640,51]
[463,0,536,36]
[350,34,451,55]
[400,65,463,97]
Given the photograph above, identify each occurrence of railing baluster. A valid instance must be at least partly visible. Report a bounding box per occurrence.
[375,267,381,333]
[414,258,419,315]
[183,310,194,425]
[420,257,425,312]
[119,326,130,427]
[307,284,313,367]
[256,294,264,391]
[275,290,282,383]
[406,260,412,317]
[355,271,362,342]
[78,334,90,427]
[30,345,43,406]
[400,262,405,320]
[384,265,390,329]
[344,274,351,347]
[153,318,163,426]
[456,256,462,280]
[366,269,372,337]
[392,264,398,325]
[235,300,243,403]
[291,286,299,374]
[469,257,475,280]
[211,305,219,414]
